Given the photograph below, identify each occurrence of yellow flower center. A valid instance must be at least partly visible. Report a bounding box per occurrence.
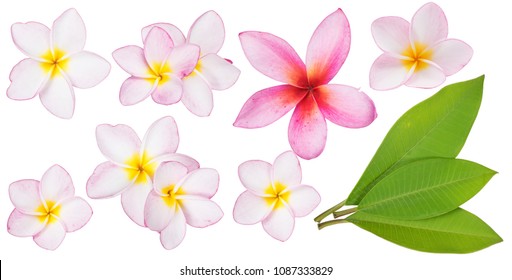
[36,200,61,224]
[402,42,433,72]
[161,185,185,208]
[125,151,157,184]
[265,182,290,209]
[148,62,172,85]
[40,48,69,78]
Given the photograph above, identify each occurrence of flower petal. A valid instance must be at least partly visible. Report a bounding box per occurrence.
[112,45,153,78]
[410,2,448,46]
[144,27,173,72]
[233,191,272,225]
[288,94,327,160]
[197,53,240,90]
[144,191,174,232]
[430,39,473,76]
[142,23,186,46]
[286,184,320,217]
[9,180,42,214]
[238,160,272,194]
[153,161,188,194]
[239,31,307,87]
[167,44,200,77]
[188,10,224,54]
[11,22,51,59]
[180,198,223,228]
[58,197,92,232]
[96,123,141,165]
[33,220,66,250]
[40,165,75,204]
[121,182,153,226]
[141,116,179,162]
[181,74,213,117]
[405,63,446,88]
[371,16,410,55]
[52,8,86,55]
[86,162,134,198]
[154,153,200,172]
[38,73,75,119]
[369,54,409,90]
[160,207,186,250]
[150,74,183,105]
[179,168,219,198]
[119,77,155,105]
[262,206,294,241]
[65,51,110,89]
[233,85,307,128]
[306,9,351,86]
[7,59,49,100]
[314,84,377,128]
[7,209,46,237]
[272,151,301,187]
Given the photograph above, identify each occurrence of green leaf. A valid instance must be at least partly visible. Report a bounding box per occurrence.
[346,76,484,205]
[346,208,502,254]
[357,158,496,220]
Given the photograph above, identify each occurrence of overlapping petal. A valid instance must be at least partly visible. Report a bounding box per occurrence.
[121,182,153,226]
[58,197,93,232]
[9,180,41,214]
[86,162,134,198]
[7,59,47,100]
[11,22,51,59]
[188,10,225,54]
[150,75,183,105]
[272,151,302,187]
[233,191,271,225]
[152,161,188,193]
[40,165,75,203]
[160,207,187,250]
[96,123,141,165]
[51,8,86,55]
[262,206,294,242]
[112,46,153,78]
[119,77,155,105]
[179,168,219,198]
[371,16,410,55]
[7,209,46,237]
[144,27,173,70]
[144,191,174,232]
[197,53,240,90]
[33,220,66,250]
[181,74,214,116]
[286,185,320,217]
[410,2,448,46]
[238,160,272,194]
[167,44,200,77]
[369,54,410,90]
[65,51,110,88]
[38,74,75,119]
[180,198,223,228]
[142,23,186,46]
[430,39,473,76]
[404,63,446,88]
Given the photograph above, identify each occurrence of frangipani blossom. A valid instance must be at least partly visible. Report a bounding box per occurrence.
[369,2,473,90]
[7,165,93,250]
[143,10,241,116]
[235,9,376,160]
[145,161,223,249]
[233,151,320,241]
[7,8,111,119]
[86,116,199,226]
[112,27,199,106]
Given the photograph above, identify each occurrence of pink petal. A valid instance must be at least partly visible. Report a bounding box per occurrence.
[95,123,141,165]
[58,197,92,232]
[371,16,410,55]
[181,74,213,117]
[306,9,351,86]
[51,8,86,55]
[7,209,45,237]
[144,27,173,73]
[153,161,188,194]
[40,165,75,204]
[65,51,110,89]
[179,168,219,198]
[33,220,66,250]
[272,151,302,187]
[233,85,307,128]
[121,182,153,226]
[288,94,327,160]
[314,84,377,128]
[369,54,409,90]
[239,31,308,87]
[167,44,200,77]
[154,153,200,172]
[142,23,186,46]
[150,74,183,105]
[7,59,48,100]
[196,53,240,90]
[430,39,473,76]
[9,179,41,214]
[188,10,224,54]
[87,162,134,198]
[262,206,294,241]
[180,198,223,228]
[233,191,272,225]
[112,45,153,78]
[119,77,155,105]
[286,184,320,217]
[144,191,174,232]
[11,22,51,59]
[141,116,179,159]
[238,160,272,194]
[410,2,448,46]
[38,73,75,119]
[160,207,186,250]
[405,63,446,88]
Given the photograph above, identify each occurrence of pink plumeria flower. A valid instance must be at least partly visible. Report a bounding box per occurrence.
[145,161,223,249]
[7,165,93,250]
[86,116,199,227]
[7,8,111,119]
[369,2,473,90]
[234,9,376,160]
[143,10,241,116]
[233,151,320,241]
[112,27,199,106]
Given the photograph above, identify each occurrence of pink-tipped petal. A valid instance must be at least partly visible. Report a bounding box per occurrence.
[410,2,448,46]
[40,165,75,204]
[65,51,110,89]
[179,168,219,198]
[33,220,66,250]
[144,191,174,232]
[233,85,307,128]
[288,94,327,160]
[430,39,473,76]
[404,63,446,88]
[155,153,200,172]
[119,77,155,105]
[371,16,411,55]
[369,54,409,90]
[121,182,153,226]
[112,45,153,78]
[160,207,186,250]
[239,31,307,87]
[11,22,51,59]
[9,180,41,214]
[7,59,48,100]
[51,8,86,55]
[142,23,186,46]
[7,209,46,237]
[272,151,302,187]
[150,74,183,105]
[86,162,134,198]
[238,160,272,194]
[38,73,75,119]
[233,191,272,225]
[180,198,223,228]
[141,116,179,161]
[167,44,200,77]
[315,84,377,128]
[58,197,92,232]
[153,161,188,193]
[286,184,320,217]
[196,53,240,90]
[181,74,214,117]
[188,10,225,54]
[306,9,351,85]
[96,123,141,165]
[262,206,294,241]
[144,27,173,73]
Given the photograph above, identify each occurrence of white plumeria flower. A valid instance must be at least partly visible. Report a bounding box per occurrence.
[142,10,241,116]
[145,161,223,249]
[7,8,111,119]
[233,151,321,241]
[7,165,93,250]
[86,116,199,226]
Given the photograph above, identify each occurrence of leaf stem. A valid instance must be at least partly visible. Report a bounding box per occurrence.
[314,199,346,223]
[317,219,350,230]
[333,207,358,219]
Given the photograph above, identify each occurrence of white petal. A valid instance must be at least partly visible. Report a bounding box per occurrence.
[369,54,409,90]
[7,59,48,100]
[121,182,153,226]
[65,51,110,88]
[119,77,155,106]
[410,2,448,46]
[179,168,219,198]
[238,160,272,194]
[180,198,223,228]
[371,16,410,55]
[112,45,153,78]
[38,73,75,119]
[167,44,200,77]
[144,27,173,70]
[160,207,187,250]
[286,185,321,217]
[430,39,473,76]
[51,8,86,55]
[40,165,75,204]
[153,161,188,194]
[405,63,446,88]
[95,123,141,166]
[58,197,92,232]
[11,22,51,59]
[154,153,200,172]
[262,206,295,242]
[7,209,46,237]
[272,151,301,187]
[141,116,179,160]
[150,74,183,105]
[197,53,240,90]
[86,162,135,198]
[233,191,272,225]
[187,10,225,54]
[142,23,186,46]
[33,220,66,250]
[9,179,42,214]
[144,191,174,231]
[181,74,213,117]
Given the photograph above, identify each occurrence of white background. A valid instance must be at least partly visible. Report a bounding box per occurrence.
[1,0,510,279]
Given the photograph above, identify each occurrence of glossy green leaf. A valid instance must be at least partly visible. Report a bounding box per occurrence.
[346,208,502,253]
[358,158,496,220]
[346,76,484,205]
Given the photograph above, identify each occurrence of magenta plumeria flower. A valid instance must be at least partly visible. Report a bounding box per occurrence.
[86,116,199,226]
[7,165,93,250]
[145,161,223,249]
[234,9,376,160]
[369,2,473,90]
[233,151,320,241]
[112,27,200,106]
[143,10,241,116]
[7,8,111,119]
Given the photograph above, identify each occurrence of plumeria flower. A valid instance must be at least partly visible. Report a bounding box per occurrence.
[7,8,111,119]
[112,27,199,106]
[235,9,376,160]
[86,116,199,226]
[369,2,473,90]
[143,10,241,116]
[145,161,223,249]
[7,165,93,250]
[233,151,320,241]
